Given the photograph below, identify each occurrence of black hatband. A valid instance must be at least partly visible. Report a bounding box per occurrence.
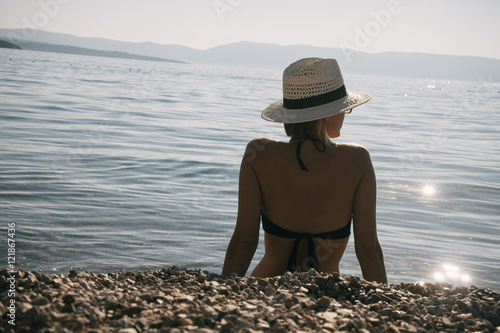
[283,85,347,110]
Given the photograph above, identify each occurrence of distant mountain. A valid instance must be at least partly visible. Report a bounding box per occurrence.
[1,28,499,81]
[0,40,21,49]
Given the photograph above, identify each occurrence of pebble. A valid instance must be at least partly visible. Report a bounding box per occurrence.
[1,266,499,332]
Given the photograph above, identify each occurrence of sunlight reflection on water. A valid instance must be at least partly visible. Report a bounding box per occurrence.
[430,263,472,285]
[422,185,436,196]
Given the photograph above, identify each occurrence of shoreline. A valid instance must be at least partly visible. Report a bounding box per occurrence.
[1,267,499,332]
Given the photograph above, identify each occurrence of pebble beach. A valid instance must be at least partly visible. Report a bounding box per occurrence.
[1,266,499,332]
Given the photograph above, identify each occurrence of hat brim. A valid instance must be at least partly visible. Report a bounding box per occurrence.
[261,91,371,123]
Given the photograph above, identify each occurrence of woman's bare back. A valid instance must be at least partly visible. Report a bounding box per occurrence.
[247,138,371,276]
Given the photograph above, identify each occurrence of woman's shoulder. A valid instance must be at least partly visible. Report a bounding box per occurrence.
[334,143,373,165]
[242,138,284,164]
[247,137,280,148]
[335,142,370,153]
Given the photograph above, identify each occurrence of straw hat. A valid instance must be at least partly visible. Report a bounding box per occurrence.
[261,57,371,123]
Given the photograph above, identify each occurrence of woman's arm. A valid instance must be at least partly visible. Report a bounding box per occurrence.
[352,147,387,283]
[222,140,263,277]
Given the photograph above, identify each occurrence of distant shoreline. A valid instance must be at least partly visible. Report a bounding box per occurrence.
[0,40,21,50]
[0,39,186,64]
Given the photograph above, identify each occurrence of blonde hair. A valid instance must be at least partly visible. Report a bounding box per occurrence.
[284,118,332,146]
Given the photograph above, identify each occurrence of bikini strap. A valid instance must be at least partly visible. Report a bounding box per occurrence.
[287,234,319,272]
[295,140,308,171]
[291,137,327,172]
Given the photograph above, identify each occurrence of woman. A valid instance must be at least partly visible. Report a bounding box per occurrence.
[222,58,387,283]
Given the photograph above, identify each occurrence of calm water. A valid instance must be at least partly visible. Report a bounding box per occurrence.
[1,49,499,290]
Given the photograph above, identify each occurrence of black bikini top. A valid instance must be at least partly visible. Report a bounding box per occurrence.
[291,137,326,172]
[261,211,351,272]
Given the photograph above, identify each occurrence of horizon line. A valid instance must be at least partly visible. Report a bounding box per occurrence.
[1,27,500,61]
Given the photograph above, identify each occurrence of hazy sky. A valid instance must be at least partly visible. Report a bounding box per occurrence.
[1,0,499,59]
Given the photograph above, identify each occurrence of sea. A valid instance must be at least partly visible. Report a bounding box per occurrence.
[1,49,499,291]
